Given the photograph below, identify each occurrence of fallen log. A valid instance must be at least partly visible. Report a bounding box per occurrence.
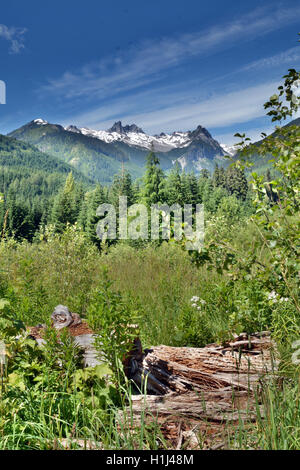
[29,307,278,447]
[119,331,278,444]
[127,331,276,395]
[29,305,100,367]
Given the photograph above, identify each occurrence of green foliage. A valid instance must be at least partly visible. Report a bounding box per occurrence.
[109,170,136,207]
[87,272,140,377]
[142,151,165,205]
[191,66,300,363]
[51,172,78,232]
[0,55,299,451]
[216,195,242,223]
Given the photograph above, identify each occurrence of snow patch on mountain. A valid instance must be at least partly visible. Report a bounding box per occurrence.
[175,155,188,170]
[33,119,226,160]
[34,119,48,126]
[220,143,238,157]
[63,121,192,152]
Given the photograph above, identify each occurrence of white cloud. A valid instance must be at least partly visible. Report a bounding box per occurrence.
[214,126,275,146]
[0,24,27,54]
[63,80,279,135]
[241,46,300,72]
[44,4,300,101]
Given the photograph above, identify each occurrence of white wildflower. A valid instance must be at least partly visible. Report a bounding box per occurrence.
[0,340,7,366]
[191,296,200,303]
[267,291,278,301]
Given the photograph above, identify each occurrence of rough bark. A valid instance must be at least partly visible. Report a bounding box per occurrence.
[120,331,277,429]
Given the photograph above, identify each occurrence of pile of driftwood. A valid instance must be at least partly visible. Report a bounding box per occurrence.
[29,306,278,449]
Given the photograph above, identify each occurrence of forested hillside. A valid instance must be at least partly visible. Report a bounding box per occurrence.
[0,134,92,239]
[0,141,252,242]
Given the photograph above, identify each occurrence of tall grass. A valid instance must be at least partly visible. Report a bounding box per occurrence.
[0,222,299,450]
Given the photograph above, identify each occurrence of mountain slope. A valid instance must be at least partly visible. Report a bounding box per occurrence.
[8,119,228,182]
[0,133,91,181]
[0,133,93,208]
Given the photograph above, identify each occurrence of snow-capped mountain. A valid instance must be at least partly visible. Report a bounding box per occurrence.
[33,118,227,157]
[220,143,238,157]
[33,118,48,126]
[10,119,229,183]
[64,120,193,153]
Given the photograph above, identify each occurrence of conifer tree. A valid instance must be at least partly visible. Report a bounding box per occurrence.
[165,163,184,205]
[85,184,106,244]
[110,170,135,207]
[51,172,77,232]
[202,178,215,212]
[225,166,248,200]
[212,164,221,187]
[142,151,165,206]
[187,173,200,205]
[200,169,210,179]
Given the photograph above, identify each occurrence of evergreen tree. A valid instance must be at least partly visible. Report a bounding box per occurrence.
[142,152,165,206]
[219,167,226,188]
[200,169,210,179]
[225,166,248,200]
[110,170,135,207]
[198,172,210,203]
[51,172,77,232]
[202,178,215,212]
[212,164,221,187]
[77,192,92,231]
[6,193,35,240]
[85,184,106,244]
[165,163,184,206]
[187,173,200,205]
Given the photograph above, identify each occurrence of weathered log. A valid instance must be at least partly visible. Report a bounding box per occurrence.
[29,306,100,367]
[127,332,277,396]
[29,308,278,446]
[119,331,278,442]
[126,391,261,422]
[29,306,141,369]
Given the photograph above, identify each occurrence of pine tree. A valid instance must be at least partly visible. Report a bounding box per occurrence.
[202,178,215,212]
[165,163,184,206]
[212,164,221,187]
[110,170,135,208]
[85,184,106,244]
[187,173,200,205]
[77,192,92,231]
[200,169,210,179]
[225,167,248,200]
[213,165,227,189]
[219,167,226,188]
[51,172,77,232]
[142,152,165,206]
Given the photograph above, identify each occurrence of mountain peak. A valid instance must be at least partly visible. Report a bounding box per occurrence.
[189,125,212,140]
[33,118,48,126]
[65,125,81,133]
[107,121,145,134]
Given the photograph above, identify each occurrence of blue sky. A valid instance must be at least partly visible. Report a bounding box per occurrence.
[0,0,299,144]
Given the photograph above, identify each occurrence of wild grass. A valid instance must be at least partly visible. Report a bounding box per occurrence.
[0,221,299,450]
